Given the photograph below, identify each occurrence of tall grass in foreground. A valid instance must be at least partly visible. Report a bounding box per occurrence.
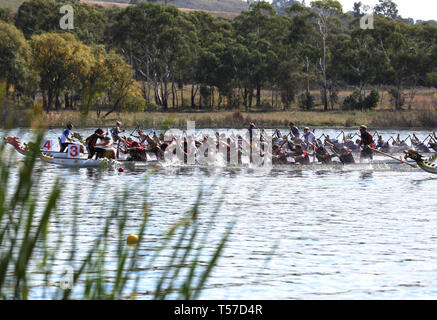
[0,131,233,299]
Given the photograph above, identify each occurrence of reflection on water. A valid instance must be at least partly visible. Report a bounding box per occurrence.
[1,128,437,299]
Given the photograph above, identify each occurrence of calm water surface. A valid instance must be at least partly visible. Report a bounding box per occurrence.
[2,128,436,299]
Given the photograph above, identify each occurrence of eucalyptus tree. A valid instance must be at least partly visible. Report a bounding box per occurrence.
[111,2,197,108]
[15,0,59,39]
[332,27,383,110]
[0,22,36,101]
[233,1,279,109]
[188,11,236,109]
[285,3,318,109]
[310,0,343,111]
[30,33,92,110]
[373,0,399,19]
[371,17,426,110]
[15,0,107,46]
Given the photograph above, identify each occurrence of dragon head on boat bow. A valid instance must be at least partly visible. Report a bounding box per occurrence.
[4,136,27,154]
[404,149,437,174]
[4,136,39,155]
[404,149,422,161]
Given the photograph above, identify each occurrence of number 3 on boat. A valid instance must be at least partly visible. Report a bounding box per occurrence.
[67,144,80,159]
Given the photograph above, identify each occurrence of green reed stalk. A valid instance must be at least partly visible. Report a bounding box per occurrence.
[1,132,233,300]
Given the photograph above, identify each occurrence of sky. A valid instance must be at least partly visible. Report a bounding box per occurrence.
[336,0,437,21]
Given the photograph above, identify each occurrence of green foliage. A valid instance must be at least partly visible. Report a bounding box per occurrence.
[3,0,437,113]
[363,89,380,110]
[373,0,398,19]
[15,0,107,44]
[0,7,14,23]
[124,94,146,112]
[0,21,36,98]
[342,88,360,110]
[15,0,59,38]
[342,88,380,111]
[298,92,314,111]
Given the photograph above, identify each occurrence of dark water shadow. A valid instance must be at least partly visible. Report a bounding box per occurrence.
[411,176,437,185]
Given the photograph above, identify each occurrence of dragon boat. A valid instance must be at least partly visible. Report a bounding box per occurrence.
[4,136,88,159]
[404,150,437,174]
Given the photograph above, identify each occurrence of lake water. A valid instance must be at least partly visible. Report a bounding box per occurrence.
[2,128,436,299]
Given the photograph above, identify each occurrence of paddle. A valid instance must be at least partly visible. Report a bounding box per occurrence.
[129,124,139,137]
[371,147,417,168]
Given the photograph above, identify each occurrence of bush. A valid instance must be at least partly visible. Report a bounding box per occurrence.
[298,92,315,111]
[124,95,146,112]
[342,88,361,110]
[363,89,380,110]
[145,102,160,111]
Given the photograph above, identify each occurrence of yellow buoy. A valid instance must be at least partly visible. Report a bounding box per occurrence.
[126,234,139,245]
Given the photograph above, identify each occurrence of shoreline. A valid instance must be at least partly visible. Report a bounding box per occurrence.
[2,108,437,130]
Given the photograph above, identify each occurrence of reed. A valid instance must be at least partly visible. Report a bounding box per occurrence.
[0,131,233,299]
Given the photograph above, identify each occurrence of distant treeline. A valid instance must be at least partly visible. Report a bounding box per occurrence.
[1,0,437,117]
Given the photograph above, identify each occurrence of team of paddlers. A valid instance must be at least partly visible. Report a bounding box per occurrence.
[57,121,437,165]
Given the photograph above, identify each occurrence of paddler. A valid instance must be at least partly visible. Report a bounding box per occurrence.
[289,122,300,138]
[358,125,375,161]
[86,128,105,159]
[292,145,310,165]
[303,127,315,149]
[94,136,116,159]
[60,123,74,152]
[110,121,124,142]
[313,140,332,164]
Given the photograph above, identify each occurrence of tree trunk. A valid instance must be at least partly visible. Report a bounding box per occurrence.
[396,81,402,111]
[322,35,328,111]
[180,83,184,108]
[171,80,176,108]
[211,86,214,109]
[191,84,196,108]
[256,85,261,106]
[43,91,48,111]
[47,88,53,111]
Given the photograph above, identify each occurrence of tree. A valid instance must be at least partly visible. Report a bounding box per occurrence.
[31,33,92,110]
[15,0,107,44]
[101,51,135,117]
[233,1,279,109]
[0,22,36,101]
[310,0,343,111]
[333,28,383,110]
[15,0,59,38]
[373,0,399,19]
[370,17,426,110]
[111,2,197,108]
[286,3,318,109]
[0,8,15,23]
[352,2,362,18]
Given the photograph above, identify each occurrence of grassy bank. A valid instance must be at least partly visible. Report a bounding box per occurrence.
[3,107,437,130]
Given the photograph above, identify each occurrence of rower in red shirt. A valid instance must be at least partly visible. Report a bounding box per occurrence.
[293,145,310,165]
[359,125,375,161]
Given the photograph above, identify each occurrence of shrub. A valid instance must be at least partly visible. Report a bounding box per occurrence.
[124,95,146,112]
[363,89,380,110]
[298,92,315,111]
[145,102,160,112]
[342,88,361,110]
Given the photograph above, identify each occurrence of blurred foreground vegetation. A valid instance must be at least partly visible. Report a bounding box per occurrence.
[0,131,232,299]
